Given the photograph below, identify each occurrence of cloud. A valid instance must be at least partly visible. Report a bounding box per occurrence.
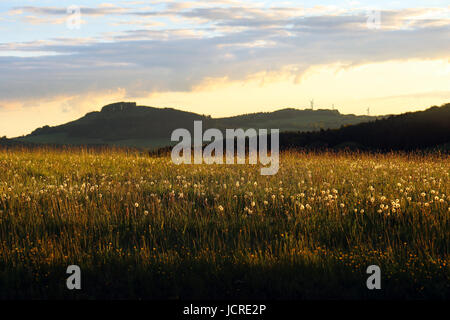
[10,5,128,17]
[10,4,450,30]
[22,15,73,25]
[1,4,449,103]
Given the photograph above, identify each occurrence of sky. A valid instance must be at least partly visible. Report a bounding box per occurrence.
[0,0,449,137]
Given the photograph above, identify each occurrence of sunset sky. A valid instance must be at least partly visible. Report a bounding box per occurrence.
[1,0,449,137]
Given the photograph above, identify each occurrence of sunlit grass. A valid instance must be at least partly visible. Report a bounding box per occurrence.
[0,148,448,299]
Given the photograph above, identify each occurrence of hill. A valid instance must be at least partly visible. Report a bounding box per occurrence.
[14,102,378,148]
[279,103,450,151]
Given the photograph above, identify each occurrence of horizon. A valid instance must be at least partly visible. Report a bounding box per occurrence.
[7,100,441,139]
[1,0,450,137]
[3,99,448,140]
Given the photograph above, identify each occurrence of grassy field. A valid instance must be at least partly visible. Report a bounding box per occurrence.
[0,147,448,299]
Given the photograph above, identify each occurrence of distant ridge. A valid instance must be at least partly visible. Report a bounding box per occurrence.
[278,103,450,151]
[14,102,379,149]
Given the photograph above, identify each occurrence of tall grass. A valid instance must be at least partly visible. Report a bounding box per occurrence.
[0,148,448,299]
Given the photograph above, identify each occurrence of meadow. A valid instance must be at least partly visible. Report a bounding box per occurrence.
[0,147,448,299]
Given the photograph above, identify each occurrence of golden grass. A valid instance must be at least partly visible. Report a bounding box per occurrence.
[0,148,448,299]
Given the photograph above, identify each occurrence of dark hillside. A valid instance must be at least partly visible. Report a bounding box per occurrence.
[16,102,380,148]
[279,103,450,151]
